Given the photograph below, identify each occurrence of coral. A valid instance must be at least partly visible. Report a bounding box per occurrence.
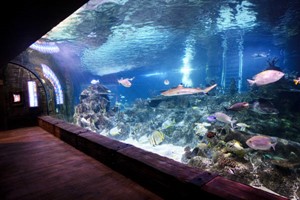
[217,155,237,169]
[73,79,300,199]
[73,82,112,133]
[194,122,211,137]
[266,57,282,71]
[258,168,297,199]
[187,156,213,171]
[206,131,216,138]
[161,118,175,130]
[181,146,195,163]
[224,140,246,158]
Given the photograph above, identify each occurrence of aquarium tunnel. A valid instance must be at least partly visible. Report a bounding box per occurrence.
[1,0,300,199]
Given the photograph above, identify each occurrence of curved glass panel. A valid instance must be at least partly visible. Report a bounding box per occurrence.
[13,0,300,199]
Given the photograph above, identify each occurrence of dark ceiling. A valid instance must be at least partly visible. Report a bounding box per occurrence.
[0,0,88,69]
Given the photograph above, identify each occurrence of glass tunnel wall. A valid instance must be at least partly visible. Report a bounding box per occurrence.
[9,0,300,199]
[2,63,48,128]
[11,51,75,121]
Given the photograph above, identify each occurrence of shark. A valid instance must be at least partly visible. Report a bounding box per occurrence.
[161,84,217,96]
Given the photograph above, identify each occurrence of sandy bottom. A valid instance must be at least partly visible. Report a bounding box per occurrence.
[121,136,185,162]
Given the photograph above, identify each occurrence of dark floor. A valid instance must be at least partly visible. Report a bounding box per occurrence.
[0,126,162,200]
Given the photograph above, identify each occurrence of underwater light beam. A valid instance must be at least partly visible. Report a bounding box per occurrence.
[181,65,192,86]
[237,31,244,92]
[181,37,195,87]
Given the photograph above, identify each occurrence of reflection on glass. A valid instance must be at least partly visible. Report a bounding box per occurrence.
[28,81,38,107]
[41,64,64,105]
[29,40,60,54]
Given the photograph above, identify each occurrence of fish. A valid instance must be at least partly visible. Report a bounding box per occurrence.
[161,118,175,129]
[246,135,277,151]
[91,79,99,84]
[149,130,165,146]
[252,52,269,58]
[225,102,249,111]
[214,112,236,128]
[247,70,284,86]
[161,84,217,96]
[226,140,244,151]
[249,98,279,114]
[294,77,300,85]
[207,115,217,122]
[228,168,235,175]
[236,123,250,128]
[109,126,121,136]
[236,123,250,131]
[118,77,134,87]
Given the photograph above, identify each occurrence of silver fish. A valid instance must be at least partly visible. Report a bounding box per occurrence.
[247,70,284,86]
[214,112,236,128]
[246,135,277,151]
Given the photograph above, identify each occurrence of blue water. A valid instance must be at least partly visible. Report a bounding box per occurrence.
[11,1,300,198]
[10,0,300,115]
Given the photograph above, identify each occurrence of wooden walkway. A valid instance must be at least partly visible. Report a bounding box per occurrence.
[0,126,162,200]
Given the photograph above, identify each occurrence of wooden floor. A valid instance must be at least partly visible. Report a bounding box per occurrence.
[0,126,162,200]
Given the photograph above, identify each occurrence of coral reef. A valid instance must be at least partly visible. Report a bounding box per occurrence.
[73,81,300,199]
